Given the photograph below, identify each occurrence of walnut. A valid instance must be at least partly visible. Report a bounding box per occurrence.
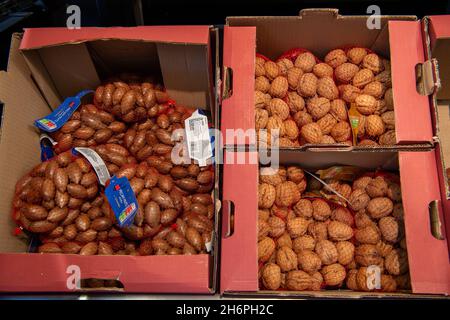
[381,111,395,129]
[321,135,336,144]
[255,90,271,108]
[269,76,289,98]
[297,179,307,194]
[255,76,270,93]
[387,183,402,202]
[367,197,394,219]
[346,269,359,290]
[286,270,312,290]
[283,120,299,140]
[308,221,328,240]
[347,47,367,65]
[331,207,354,226]
[268,216,286,238]
[317,114,338,135]
[355,244,383,267]
[315,240,338,265]
[392,203,404,220]
[258,219,270,241]
[293,199,313,218]
[258,183,276,209]
[264,61,279,80]
[267,98,290,120]
[340,84,361,103]
[313,63,334,78]
[321,263,346,287]
[366,115,385,137]
[363,81,385,99]
[381,274,397,292]
[353,176,373,190]
[276,181,301,207]
[286,167,304,184]
[385,248,409,275]
[328,221,353,241]
[297,250,322,273]
[324,49,347,68]
[376,240,394,257]
[293,235,316,253]
[255,108,269,130]
[335,63,359,83]
[362,53,384,74]
[358,139,379,146]
[366,176,388,198]
[355,225,381,244]
[330,122,351,143]
[255,62,266,77]
[330,99,348,121]
[294,52,316,72]
[297,73,318,97]
[301,123,323,144]
[260,167,283,186]
[286,91,305,113]
[276,232,293,248]
[384,88,394,110]
[287,217,310,238]
[378,217,399,243]
[259,209,270,221]
[336,241,355,265]
[355,94,378,115]
[258,237,276,262]
[354,211,375,229]
[353,68,374,88]
[312,199,332,221]
[276,246,298,272]
[349,188,371,211]
[277,58,294,75]
[306,96,331,120]
[266,115,285,137]
[379,130,397,146]
[310,272,324,291]
[294,111,313,127]
[261,263,281,290]
[317,77,339,100]
[287,67,304,89]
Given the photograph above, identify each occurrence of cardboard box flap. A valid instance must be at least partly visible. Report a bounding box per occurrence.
[221,26,256,146]
[389,21,434,144]
[20,26,211,49]
[221,151,259,292]
[0,33,50,253]
[398,152,450,294]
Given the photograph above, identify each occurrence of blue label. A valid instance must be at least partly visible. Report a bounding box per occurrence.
[104,176,138,228]
[209,128,216,165]
[34,90,93,132]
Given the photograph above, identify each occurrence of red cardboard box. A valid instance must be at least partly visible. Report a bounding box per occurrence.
[221,150,450,297]
[0,26,219,293]
[222,9,436,150]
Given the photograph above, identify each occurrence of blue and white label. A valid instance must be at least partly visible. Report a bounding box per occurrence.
[39,134,57,162]
[34,90,93,132]
[105,176,138,227]
[184,109,213,167]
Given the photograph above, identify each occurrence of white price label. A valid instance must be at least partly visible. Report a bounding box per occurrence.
[74,147,111,186]
[184,110,212,167]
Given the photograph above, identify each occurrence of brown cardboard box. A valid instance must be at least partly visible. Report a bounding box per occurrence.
[0,26,220,293]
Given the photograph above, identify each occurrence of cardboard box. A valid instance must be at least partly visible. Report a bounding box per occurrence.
[221,150,450,297]
[223,9,436,150]
[0,26,220,293]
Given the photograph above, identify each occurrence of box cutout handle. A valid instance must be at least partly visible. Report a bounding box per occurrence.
[299,8,339,18]
[415,59,440,96]
[222,66,233,101]
[80,278,124,291]
[428,200,445,240]
[221,199,235,238]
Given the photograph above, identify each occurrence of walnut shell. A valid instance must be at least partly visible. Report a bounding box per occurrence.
[321,263,346,286]
[258,219,270,241]
[276,246,298,272]
[276,232,293,248]
[287,67,304,89]
[283,119,299,140]
[262,263,282,290]
[317,77,339,100]
[315,240,338,265]
[354,211,376,229]
[362,53,384,74]
[366,197,394,219]
[355,244,383,267]
[276,181,300,207]
[298,250,322,273]
[379,130,396,145]
[308,221,328,240]
[286,91,305,113]
[328,221,353,241]
[313,63,334,78]
[387,183,402,202]
[330,122,351,143]
[286,270,312,290]
[376,240,394,257]
[306,96,331,120]
[269,76,289,98]
[347,47,368,65]
[258,237,276,262]
[266,115,285,137]
[331,207,354,226]
[346,269,359,290]
[260,167,283,186]
[277,58,294,75]
[384,88,394,110]
[287,217,310,238]
[385,248,409,275]
[255,76,270,93]
[325,49,347,68]
[340,84,361,103]
[268,216,286,238]
[336,241,355,265]
[264,61,279,80]
[335,63,359,83]
[349,188,370,211]
[317,114,338,136]
[297,73,318,98]
[379,216,399,243]
[301,123,323,144]
[255,90,271,108]
[355,225,381,244]
[293,199,313,218]
[294,111,313,128]
[366,115,385,137]
[353,176,373,190]
[330,99,348,121]
[258,183,276,209]
[363,81,385,99]
[287,167,305,183]
[312,199,332,221]
[293,235,316,253]
[310,271,324,291]
[353,68,374,88]
[366,176,388,198]
[355,94,377,115]
[255,108,269,130]
[381,274,397,292]
[294,52,316,72]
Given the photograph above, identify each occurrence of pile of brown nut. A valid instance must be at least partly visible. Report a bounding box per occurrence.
[12,75,214,256]
[258,165,410,292]
[254,47,394,147]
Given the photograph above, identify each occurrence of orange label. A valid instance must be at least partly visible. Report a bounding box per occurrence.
[348,103,361,146]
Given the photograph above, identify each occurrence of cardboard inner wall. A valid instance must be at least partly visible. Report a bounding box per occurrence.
[227,13,415,60]
[21,39,213,112]
[0,34,51,253]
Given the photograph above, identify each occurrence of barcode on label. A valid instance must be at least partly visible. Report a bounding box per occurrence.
[189,118,206,137]
[190,140,210,159]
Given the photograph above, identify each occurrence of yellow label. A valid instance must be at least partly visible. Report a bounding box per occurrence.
[348,103,361,146]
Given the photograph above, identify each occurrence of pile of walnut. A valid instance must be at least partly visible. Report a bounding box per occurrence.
[258,166,410,292]
[13,76,214,256]
[255,47,394,147]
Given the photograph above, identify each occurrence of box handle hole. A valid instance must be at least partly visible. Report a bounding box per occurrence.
[221,199,235,238]
[222,66,233,101]
[428,200,445,240]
